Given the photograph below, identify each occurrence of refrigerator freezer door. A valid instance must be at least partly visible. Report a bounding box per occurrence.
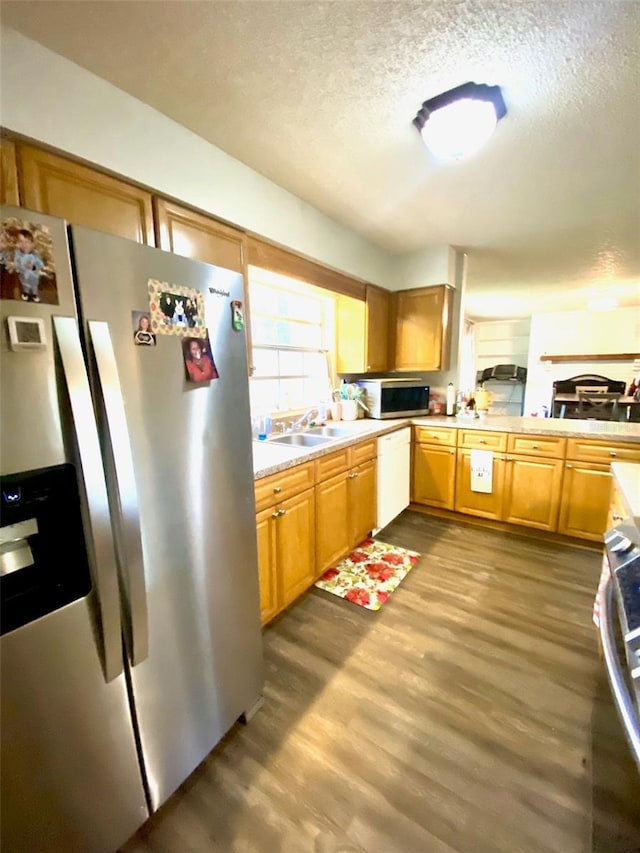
[71,227,264,811]
[1,601,149,853]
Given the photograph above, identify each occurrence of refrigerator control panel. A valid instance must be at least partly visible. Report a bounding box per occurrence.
[6,315,47,351]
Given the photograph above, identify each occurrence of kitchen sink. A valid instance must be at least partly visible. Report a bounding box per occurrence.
[305,426,355,438]
[267,433,335,447]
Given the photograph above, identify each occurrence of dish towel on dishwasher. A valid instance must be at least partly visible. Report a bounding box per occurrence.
[470,449,493,493]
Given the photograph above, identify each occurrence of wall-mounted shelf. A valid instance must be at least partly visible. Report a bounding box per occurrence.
[540,353,640,363]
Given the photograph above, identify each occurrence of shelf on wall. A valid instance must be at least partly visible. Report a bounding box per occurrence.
[539,353,640,363]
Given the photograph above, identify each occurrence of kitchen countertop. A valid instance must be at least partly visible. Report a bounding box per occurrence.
[252,415,640,480]
[611,462,640,528]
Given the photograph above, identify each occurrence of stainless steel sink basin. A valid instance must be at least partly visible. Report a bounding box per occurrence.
[267,433,335,447]
[305,426,355,438]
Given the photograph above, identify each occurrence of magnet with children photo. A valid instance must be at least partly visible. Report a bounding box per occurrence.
[181,334,219,384]
[0,218,58,305]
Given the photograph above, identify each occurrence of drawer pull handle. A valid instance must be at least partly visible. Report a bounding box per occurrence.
[612,513,624,521]
[532,444,539,450]
[273,486,282,494]
[610,451,617,457]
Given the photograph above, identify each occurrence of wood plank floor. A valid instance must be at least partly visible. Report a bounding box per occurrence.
[122,511,640,853]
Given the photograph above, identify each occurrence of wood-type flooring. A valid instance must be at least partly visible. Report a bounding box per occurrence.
[122,511,640,853]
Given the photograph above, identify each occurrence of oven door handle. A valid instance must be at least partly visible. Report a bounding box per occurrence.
[599,571,640,769]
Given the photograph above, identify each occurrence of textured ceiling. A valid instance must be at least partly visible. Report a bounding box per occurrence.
[2,0,640,318]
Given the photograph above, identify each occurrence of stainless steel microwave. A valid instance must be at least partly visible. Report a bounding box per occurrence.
[357,378,429,419]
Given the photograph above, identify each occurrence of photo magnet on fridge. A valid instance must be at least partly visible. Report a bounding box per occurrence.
[181,333,219,384]
[1,218,58,305]
[132,311,156,346]
[231,300,245,330]
[147,279,205,337]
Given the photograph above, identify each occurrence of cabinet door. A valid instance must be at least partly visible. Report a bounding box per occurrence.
[394,285,452,371]
[17,145,155,244]
[503,456,563,531]
[277,488,316,609]
[365,285,390,372]
[315,471,351,574]
[350,459,377,546]
[1,139,19,205]
[256,508,278,625]
[557,462,612,541]
[454,450,505,520]
[335,294,366,373]
[412,444,456,509]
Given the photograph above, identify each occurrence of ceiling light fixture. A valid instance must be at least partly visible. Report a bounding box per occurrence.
[413,82,507,161]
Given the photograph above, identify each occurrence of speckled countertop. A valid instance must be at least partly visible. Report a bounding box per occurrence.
[252,415,640,480]
[611,462,640,526]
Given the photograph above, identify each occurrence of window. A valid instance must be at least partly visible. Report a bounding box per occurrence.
[249,267,334,414]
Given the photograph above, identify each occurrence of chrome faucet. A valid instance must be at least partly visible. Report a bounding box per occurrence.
[291,408,320,430]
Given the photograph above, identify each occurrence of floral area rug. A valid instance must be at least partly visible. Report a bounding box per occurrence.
[315,538,421,611]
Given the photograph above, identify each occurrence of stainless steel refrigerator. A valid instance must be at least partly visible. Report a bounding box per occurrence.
[0,207,264,852]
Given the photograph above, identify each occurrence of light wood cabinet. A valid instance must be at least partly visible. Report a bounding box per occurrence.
[256,507,278,624]
[412,426,457,510]
[454,449,506,520]
[16,144,155,244]
[315,441,377,574]
[393,285,453,371]
[277,489,316,608]
[1,139,19,205]
[557,440,640,542]
[503,455,564,531]
[557,462,612,542]
[335,285,390,374]
[315,470,351,574]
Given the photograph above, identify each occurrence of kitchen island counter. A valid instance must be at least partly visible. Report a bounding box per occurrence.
[611,461,640,527]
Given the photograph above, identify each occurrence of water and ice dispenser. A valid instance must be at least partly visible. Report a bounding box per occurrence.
[0,464,91,635]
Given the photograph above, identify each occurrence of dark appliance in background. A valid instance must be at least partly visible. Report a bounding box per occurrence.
[478,363,527,383]
[591,522,640,850]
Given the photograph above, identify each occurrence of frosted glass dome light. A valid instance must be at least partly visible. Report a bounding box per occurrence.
[413,82,507,162]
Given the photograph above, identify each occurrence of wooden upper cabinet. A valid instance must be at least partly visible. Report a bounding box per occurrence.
[365,284,390,372]
[154,197,245,272]
[16,144,155,244]
[1,139,20,205]
[393,284,453,371]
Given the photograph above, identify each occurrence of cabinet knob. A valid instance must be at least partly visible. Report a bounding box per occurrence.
[609,451,617,457]
[271,511,279,519]
[273,486,282,494]
[532,444,539,450]
[566,463,573,469]
[278,509,287,517]
[450,449,455,454]
[612,513,624,521]
[479,439,486,444]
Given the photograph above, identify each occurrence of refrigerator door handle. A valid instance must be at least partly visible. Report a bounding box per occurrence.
[53,316,123,682]
[598,571,640,768]
[88,320,149,666]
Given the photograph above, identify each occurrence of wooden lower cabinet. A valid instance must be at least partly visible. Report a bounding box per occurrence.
[315,471,351,574]
[412,443,456,509]
[557,462,612,542]
[454,450,506,520]
[315,458,376,575]
[502,455,564,531]
[351,458,377,545]
[256,487,315,624]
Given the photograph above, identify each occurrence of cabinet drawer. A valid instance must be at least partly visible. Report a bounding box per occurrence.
[457,430,507,452]
[349,439,377,467]
[413,426,457,447]
[315,449,350,481]
[254,462,314,512]
[565,439,640,465]
[507,434,566,459]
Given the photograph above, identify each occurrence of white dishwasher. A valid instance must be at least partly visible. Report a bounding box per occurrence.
[375,427,411,533]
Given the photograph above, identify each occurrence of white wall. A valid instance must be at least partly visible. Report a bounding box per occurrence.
[0,27,395,288]
[524,307,640,414]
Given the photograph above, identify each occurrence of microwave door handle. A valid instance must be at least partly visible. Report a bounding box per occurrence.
[599,571,640,768]
[88,321,149,667]
[53,316,123,682]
